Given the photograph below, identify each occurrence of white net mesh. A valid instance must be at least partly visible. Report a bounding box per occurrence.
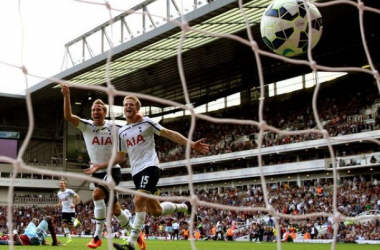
[1,0,380,249]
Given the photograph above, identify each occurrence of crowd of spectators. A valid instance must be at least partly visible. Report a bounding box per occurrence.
[13,193,57,199]
[1,177,379,243]
[151,75,380,163]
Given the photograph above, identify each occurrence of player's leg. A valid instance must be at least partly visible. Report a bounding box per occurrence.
[166,226,173,240]
[114,167,159,250]
[0,240,8,245]
[73,216,82,228]
[119,206,132,242]
[113,201,133,244]
[43,216,60,246]
[25,216,58,246]
[23,218,40,245]
[144,225,149,238]
[62,222,70,240]
[67,224,76,242]
[145,168,191,216]
[61,212,75,243]
[1,233,23,245]
[130,167,165,249]
[88,170,118,249]
[114,192,147,250]
[158,200,192,215]
[87,186,106,249]
[111,168,133,236]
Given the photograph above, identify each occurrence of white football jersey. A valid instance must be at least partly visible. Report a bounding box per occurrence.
[118,117,163,176]
[78,119,121,173]
[57,188,77,213]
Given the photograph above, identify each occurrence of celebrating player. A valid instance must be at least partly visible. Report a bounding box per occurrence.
[92,95,210,250]
[55,178,81,243]
[61,84,142,249]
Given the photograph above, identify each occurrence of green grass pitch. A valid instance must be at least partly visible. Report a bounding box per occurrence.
[8,237,379,250]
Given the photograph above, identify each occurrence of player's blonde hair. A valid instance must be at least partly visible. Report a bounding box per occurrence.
[123,96,141,111]
[92,99,107,114]
[60,178,67,185]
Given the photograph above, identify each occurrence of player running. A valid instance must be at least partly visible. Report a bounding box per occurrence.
[55,178,81,244]
[93,95,209,250]
[61,84,143,249]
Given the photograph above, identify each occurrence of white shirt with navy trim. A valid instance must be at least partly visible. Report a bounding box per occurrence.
[57,188,77,213]
[77,119,121,173]
[118,117,163,176]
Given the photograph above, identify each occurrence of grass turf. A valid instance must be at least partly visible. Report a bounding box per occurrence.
[7,237,379,250]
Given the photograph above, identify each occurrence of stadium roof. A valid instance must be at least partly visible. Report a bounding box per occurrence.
[1,0,380,116]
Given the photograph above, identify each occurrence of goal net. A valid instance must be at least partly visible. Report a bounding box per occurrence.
[1,0,380,250]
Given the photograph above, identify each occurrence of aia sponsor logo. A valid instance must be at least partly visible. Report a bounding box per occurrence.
[126,134,145,147]
[92,136,112,145]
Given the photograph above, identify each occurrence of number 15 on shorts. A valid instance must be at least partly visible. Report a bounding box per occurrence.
[140,176,149,189]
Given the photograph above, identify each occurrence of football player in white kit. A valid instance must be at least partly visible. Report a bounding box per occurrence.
[93,95,210,250]
[61,84,143,249]
[55,178,80,244]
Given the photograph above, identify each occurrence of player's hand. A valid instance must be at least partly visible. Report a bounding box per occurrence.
[61,84,70,97]
[132,111,143,123]
[192,138,210,154]
[71,203,75,208]
[84,164,99,175]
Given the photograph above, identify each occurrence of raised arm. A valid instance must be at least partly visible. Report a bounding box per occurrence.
[61,84,80,127]
[160,128,209,154]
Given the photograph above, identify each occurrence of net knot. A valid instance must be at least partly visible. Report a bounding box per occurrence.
[310,60,317,71]
[14,160,23,170]
[181,22,190,33]
[21,65,28,75]
[105,176,116,190]
[105,1,111,10]
[258,121,268,130]
[358,1,365,11]
[106,85,117,97]
[186,103,194,110]
[250,41,258,51]
[267,205,276,216]
[334,212,345,223]
[190,195,198,206]
[320,129,329,138]
[373,69,379,79]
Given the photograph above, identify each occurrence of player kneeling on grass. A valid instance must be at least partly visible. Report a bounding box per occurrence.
[0,216,60,246]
